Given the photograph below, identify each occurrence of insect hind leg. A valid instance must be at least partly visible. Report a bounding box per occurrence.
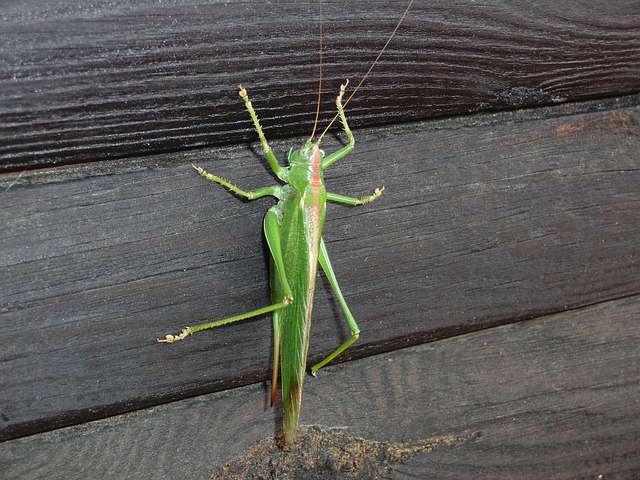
[310,237,360,374]
[157,210,293,344]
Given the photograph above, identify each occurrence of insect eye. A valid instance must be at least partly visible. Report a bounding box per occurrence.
[300,148,309,156]
[319,149,325,157]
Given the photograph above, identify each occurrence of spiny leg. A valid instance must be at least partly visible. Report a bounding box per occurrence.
[192,86,287,196]
[310,238,361,374]
[158,210,293,343]
[326,187,384,206]
[237,85,286,180]
[192,164,278,200]
[321,80,384,203]
[321,80,355,169]
[158,297,291,343]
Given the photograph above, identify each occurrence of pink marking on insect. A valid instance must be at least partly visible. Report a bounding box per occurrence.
[309,145,323,207]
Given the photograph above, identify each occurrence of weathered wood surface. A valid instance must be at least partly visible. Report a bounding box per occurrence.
[2,295,638,479]
[2,0,639,171]
[1,97,638,442]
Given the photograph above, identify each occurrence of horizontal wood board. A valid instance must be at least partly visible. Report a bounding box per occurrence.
[2,0,639,171]
[1,295,638,479]
[1,97,638,441]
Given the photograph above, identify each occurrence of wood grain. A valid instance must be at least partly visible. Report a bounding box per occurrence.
[1,98,638,441]
[1,0,639,171]
[1,295,638,479]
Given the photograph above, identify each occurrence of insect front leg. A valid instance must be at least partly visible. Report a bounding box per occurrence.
[158,209,293,343]
[321,81,355,169]
[238,85,287,181]
[310,238,361,375]
[323,80,384,204]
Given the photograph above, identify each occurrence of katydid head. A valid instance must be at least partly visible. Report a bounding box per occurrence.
[288,141,324,166]
[286,142,325,191]
[289,141,321,167]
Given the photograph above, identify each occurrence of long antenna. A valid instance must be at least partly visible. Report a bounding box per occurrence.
[318,0,414,142]
[309,0,323,142]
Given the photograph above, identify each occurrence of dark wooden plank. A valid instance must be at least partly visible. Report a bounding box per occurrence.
[2,0,639,171]
[1,97,638,441]
[1,295,638,479]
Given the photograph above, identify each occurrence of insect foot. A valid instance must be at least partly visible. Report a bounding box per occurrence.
[358,186,385,205]
[157,327,193,343]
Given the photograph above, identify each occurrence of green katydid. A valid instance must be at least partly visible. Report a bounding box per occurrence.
[159,1,413,443]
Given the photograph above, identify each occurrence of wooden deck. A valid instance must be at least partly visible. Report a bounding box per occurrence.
[1,1,639,478]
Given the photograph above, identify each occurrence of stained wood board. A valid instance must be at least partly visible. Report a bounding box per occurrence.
[1,295,638,479]
[2,0,639,170]
[1,97,638,441]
